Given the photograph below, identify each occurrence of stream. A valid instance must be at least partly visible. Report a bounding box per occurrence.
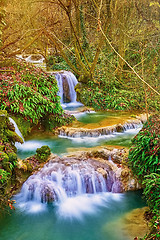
[0,110,145,240]
[0,60,146,240]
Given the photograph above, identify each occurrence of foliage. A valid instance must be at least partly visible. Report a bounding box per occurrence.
[128,115,160,240]
[0,168,10,183]
[0,59,74,131]
[75,38,160,111]
[0,0,6,45]
[36,145,51,162]
[142,174,160,240]
[0,110,21,212]
[128,115,160,179]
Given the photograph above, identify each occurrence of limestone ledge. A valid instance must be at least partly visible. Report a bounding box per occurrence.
[44,146,142,193]
[56,113,147,138]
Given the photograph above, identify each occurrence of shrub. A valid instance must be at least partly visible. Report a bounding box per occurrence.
[128,115,160,240]
[0,59,74,131]
[36,145,51,162]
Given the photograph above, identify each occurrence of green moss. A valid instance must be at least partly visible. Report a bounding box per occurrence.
[0,110,8,132]
[1,152,9,164]
[36,145,51,163]
[6,129,23,144]
[8,152,17,163]
[11,115,32,138]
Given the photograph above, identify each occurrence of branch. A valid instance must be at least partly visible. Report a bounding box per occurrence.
[7,29,44,57]
[98,0,160,96]
[43,29,81,75]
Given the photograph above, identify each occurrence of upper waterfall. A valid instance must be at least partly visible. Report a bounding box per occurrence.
[9,117,24,143]
[54,71,83,108]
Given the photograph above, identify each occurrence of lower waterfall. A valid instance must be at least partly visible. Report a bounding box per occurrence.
[15,159,122,218]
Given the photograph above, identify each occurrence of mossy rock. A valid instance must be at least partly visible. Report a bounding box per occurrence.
[6,129,23,144]
[0,145,4,152]
[10,115,32,138]
[22,160,33,172]
[78,74,91,83]
[0,152,11,173]
[0,152,9,164]
[8,152,17,163]
[0,110,8,132]
[36,145,51,163]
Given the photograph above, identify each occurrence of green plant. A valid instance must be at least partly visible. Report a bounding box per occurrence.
[0,169,10,183]
[0,59,74,130]
[128,115,160,179]
[36,145,51,162]
[129,115,160,240]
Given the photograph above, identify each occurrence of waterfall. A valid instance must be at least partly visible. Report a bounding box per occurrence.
[17,161,108,204]
[9,117,24,141]
[16,158,123,217]
[58,122,143,139]
[54,71,83,108]
[9,117,24,143]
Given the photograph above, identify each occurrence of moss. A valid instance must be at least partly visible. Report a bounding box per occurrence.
[6,129,23,144]
[11,115,32,138]
[1,152,9,164]
[36,145,51,163]
[0,110,8,132]
[0,145,4,151]
[8,152,17,163]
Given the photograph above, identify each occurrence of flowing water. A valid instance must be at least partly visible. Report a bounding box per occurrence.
[0,190,145,240]
[2,112,145,240]
[1,68,146,240]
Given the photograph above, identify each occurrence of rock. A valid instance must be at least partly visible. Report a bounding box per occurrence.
[103,207,149,240]
[116,124,123,132]
[62,75,71,102]
[97,168,107,178]
[7,121,15,131]
[111,181,123,193]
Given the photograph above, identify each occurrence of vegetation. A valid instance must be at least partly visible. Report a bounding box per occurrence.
[0,0,159,112]
[36,145,51,162]
[129,115,160,240]
[0,110,22,212]
[0,1,159,239]
[0,59,74,135]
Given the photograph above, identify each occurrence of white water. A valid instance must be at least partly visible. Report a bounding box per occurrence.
[15,160,122,219]
[59,125,142,142]
[17,54,45,64]
[9,117,24,144]
[54,71,83,108]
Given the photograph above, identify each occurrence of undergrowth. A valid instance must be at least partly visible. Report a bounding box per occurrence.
[0,59,74,133]
[129,115,160,240]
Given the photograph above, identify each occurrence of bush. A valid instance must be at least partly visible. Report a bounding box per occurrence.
[128,115,160,240]
[128,115,160,179]
[36,145,51,162]
[0,59,74,130]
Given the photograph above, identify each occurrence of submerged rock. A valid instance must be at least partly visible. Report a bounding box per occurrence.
[103,207,149,240]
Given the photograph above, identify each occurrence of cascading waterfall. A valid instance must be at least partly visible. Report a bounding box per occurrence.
[16,159,121,217]
[58,122,143,140]
[17,161,108,203]
[54,71,82,108]
[9,117,24,143]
